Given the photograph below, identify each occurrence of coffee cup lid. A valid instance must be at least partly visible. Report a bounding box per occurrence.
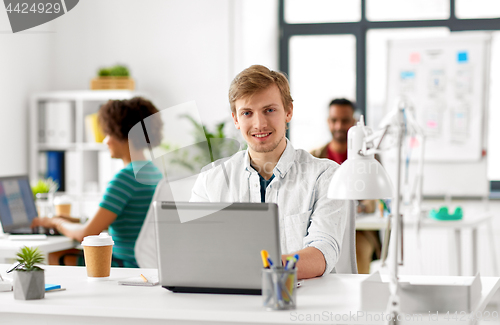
[53,195,71,205]
[81,233,114,246]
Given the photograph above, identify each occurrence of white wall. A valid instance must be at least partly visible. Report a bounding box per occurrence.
[0,14,55,177]
[51,0,232,129]
[0,0,278,177]
[231,0,279,74]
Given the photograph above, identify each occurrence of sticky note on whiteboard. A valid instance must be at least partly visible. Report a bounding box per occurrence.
[400,71,415,80]
[409,52,421,64]
[457,51,468,63]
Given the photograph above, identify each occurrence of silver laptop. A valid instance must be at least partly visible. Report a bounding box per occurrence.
[0,175,39,234]
[153,201,281,295]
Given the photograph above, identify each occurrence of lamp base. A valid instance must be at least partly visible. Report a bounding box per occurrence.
[360,271,481,313]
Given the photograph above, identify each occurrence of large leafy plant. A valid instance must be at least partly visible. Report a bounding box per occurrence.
[15,246,44,272]
[160,114,243,174]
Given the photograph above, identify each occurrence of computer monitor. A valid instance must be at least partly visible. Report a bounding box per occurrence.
[0,175,38,233]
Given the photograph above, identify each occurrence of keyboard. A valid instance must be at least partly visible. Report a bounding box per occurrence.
[8,234,47,241]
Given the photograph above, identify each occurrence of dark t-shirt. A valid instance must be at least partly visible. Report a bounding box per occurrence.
[251,166,275,202]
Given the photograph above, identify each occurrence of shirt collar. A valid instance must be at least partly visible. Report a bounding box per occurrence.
[274,138,295,178]
[243,138,295,178]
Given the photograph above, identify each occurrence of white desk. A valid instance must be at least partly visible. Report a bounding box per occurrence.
[0,265,499,325]
[356,211,498,276]
[0,235,76,264]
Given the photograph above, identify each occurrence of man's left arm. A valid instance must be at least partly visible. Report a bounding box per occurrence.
[283,166,347,279]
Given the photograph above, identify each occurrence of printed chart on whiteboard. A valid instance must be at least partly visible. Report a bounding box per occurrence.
[386,33,491,162]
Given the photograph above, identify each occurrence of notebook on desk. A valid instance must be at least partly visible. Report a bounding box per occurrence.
[0,175,59,236]
[153,201,281,295]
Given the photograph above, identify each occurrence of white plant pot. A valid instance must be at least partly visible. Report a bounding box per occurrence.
[13,270,45,300]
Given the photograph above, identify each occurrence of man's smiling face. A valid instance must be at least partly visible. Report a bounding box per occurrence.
[232,84,293,154]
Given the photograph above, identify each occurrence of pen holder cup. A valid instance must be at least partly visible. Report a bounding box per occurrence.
[262,267,297,311]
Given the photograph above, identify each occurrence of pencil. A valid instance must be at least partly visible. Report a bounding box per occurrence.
[140,274,148,283]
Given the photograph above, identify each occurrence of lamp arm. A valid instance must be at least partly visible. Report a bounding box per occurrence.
[362,148,386,156]
[385,108,405,324]
[412,134,426,221]
[362,127,388,146]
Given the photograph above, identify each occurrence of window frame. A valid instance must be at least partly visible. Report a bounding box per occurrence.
[279,0,500,190]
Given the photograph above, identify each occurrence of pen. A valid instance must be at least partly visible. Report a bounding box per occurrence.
[285,254,299,270]
[293,254,299,268]
[140,274,148,283]
[267,257,274,268]
[285,254,300,301]
[260,250,270,268]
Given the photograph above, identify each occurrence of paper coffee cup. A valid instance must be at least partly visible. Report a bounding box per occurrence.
[53,195,72,216]
[82,233,114,280]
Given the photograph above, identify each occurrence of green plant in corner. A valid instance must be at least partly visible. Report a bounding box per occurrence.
[179,114,226,162]
[16,246,44,272]
[159,114,244,174]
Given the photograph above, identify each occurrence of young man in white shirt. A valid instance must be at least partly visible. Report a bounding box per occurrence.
[191,65,347,279]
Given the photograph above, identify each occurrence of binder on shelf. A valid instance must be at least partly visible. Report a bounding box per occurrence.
[44,101,74,144]
[46,151,65,192]
[85,113,105,143]
[65,151,80,194]
[98,151,122,192]
[38,104,46,143]
[38,152,47,181]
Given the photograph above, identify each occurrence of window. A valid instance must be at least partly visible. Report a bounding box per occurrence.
[285,0,361,23]
[366,0,450,21]
[279,0,500,183]
[456,0,500,19]
[289,35,356,151]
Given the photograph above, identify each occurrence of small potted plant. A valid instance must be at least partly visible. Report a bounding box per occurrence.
[32,178,59,218]
[31,178,59,200]
[91,64,135,90]
[13,246,45,300]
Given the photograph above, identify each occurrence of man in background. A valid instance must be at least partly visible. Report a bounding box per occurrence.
[310,98,380,274]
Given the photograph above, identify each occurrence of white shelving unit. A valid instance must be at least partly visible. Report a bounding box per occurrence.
[29,90,145,217]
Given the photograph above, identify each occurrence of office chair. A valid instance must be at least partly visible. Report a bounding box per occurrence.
[332,200,358,274]
[135,176,200,268]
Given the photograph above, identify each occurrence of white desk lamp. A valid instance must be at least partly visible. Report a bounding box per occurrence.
[327,112,402,322]
[328,101,479,323]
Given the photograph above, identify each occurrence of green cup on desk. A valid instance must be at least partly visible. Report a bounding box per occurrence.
[262,267,297,311]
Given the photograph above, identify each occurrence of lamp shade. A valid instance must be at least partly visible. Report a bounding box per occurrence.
[328,158,394,200]
[328,120,394,200]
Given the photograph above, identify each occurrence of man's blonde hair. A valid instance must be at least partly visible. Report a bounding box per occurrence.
[228,65,293,114]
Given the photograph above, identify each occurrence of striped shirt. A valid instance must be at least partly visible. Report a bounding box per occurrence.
[99,161,162,267]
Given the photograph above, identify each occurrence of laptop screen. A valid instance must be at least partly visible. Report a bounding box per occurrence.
[0,175,38,233]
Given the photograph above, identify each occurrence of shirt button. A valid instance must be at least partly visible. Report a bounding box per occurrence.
[255,184,258,188]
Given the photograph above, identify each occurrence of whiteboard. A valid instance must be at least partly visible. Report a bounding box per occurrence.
[383,32,491,197]
[386,32,491,162]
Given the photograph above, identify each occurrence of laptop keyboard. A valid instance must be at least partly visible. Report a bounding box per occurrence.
[9,227,61,236]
